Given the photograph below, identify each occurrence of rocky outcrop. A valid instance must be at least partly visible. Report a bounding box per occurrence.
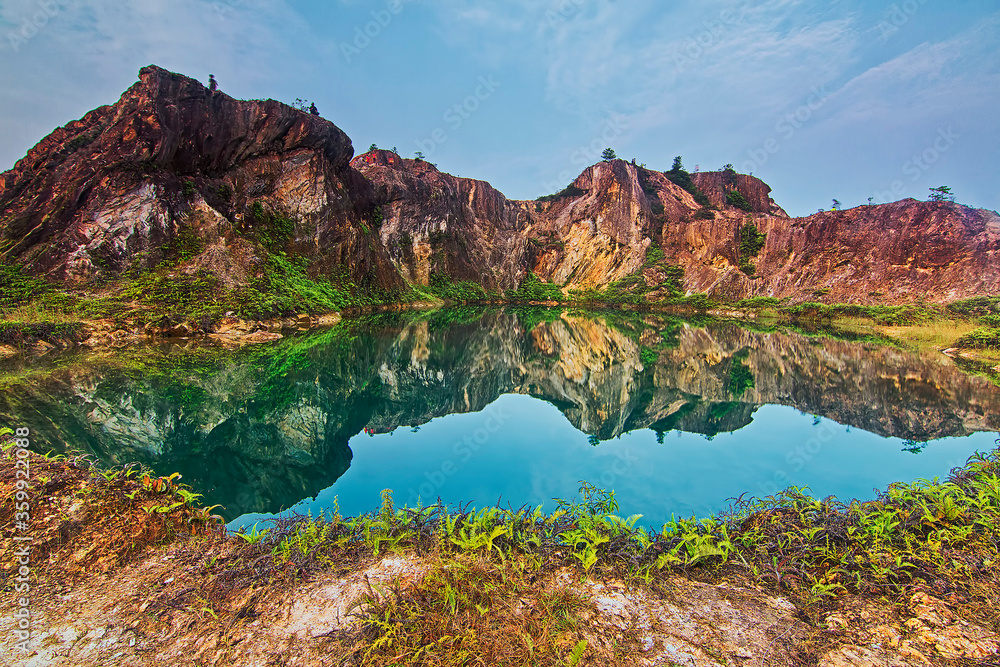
[357,152,998,303]
[691,170,788,216]
[1,65,996,305]
[352,150,532,290]
[0,65,402,291]
[734,201,1000,304]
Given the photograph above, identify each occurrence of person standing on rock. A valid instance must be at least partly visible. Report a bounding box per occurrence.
[209,74,218,92]
[309,102,320,116]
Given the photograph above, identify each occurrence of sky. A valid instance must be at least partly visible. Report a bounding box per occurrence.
[0,0,997,217]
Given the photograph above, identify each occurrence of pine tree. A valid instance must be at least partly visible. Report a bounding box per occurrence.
[928,186,955,202]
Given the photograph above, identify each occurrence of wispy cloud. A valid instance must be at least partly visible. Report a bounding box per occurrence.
[819,12,1000,129]
[0,0,306,169]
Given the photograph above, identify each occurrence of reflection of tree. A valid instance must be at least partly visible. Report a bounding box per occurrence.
[901,439,929,454]
[7,308,1000,521]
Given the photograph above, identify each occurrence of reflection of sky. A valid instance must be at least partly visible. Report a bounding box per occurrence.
[231,394,996,531]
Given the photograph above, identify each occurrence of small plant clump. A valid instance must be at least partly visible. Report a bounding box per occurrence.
[737,222,766,275]
[726,189,753,212]
[506,272,564,303]
[536,184,586,203]
[7,429,1000,665]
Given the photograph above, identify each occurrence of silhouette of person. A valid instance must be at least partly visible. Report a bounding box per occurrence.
[309,102,319,116]
[209,74,218,92]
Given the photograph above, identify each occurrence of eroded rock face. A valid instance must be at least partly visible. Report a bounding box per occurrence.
[356,152,999,303]
[692,170,788,216]
[1,65,996,304]
[352,150,532,290]
[0,65,402,291]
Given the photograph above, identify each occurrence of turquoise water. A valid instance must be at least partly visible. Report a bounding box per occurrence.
[4,308,997,529]
[237,395,994,531]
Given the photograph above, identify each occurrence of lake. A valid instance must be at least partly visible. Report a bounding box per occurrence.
[4,307,998,531]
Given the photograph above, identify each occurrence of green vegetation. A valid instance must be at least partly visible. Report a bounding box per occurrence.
[642,243,665,268]
[424,274,499,302]
[536,184,586,203]
[727,348,755,396]
[928,185,956,203]
[566,244,695,308]
[737,222,767,275]
[947,296,1000,320]
[780,302,936,326]
[0,264,52,310]
[665,156,711,207]
[247,449,1000,634]
[243,200,294,250]
[956,327,1000,350]
[726,189,753,212]
[0,322,85,348]
[506,273,564,302]
[601,147,617,161]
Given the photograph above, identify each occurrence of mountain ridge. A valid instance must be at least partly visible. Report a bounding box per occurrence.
[1,65,997,315]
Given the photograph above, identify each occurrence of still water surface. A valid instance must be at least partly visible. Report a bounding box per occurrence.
[5,308,998,530]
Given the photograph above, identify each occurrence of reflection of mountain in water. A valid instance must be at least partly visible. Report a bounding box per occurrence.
[3,309,998,519]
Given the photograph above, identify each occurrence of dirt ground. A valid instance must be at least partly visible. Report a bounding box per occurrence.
[2,450,998,666]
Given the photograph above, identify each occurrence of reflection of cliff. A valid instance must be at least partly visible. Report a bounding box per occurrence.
[371,313,1000,442]
[3,311,999,519]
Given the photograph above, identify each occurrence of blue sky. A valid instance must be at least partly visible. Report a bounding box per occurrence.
[1,0,997,217]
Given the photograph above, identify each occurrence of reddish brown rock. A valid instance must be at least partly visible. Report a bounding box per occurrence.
[692,170,788,216]
[1,65,997,306]
[352,149,531,290]
[0,65,402,292]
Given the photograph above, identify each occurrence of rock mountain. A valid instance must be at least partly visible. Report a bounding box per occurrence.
[1,65,997,305]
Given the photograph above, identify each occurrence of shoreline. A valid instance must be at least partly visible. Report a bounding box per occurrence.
[2,440,998,665]
[1,298,996,377]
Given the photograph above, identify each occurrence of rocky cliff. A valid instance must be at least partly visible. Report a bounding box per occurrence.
[351,150,532,290]
[357,151,998,303]
[0,65,401,292]
[1,65,997,308]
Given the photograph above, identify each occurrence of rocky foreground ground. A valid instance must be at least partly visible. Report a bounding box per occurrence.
[2,442,999,666]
